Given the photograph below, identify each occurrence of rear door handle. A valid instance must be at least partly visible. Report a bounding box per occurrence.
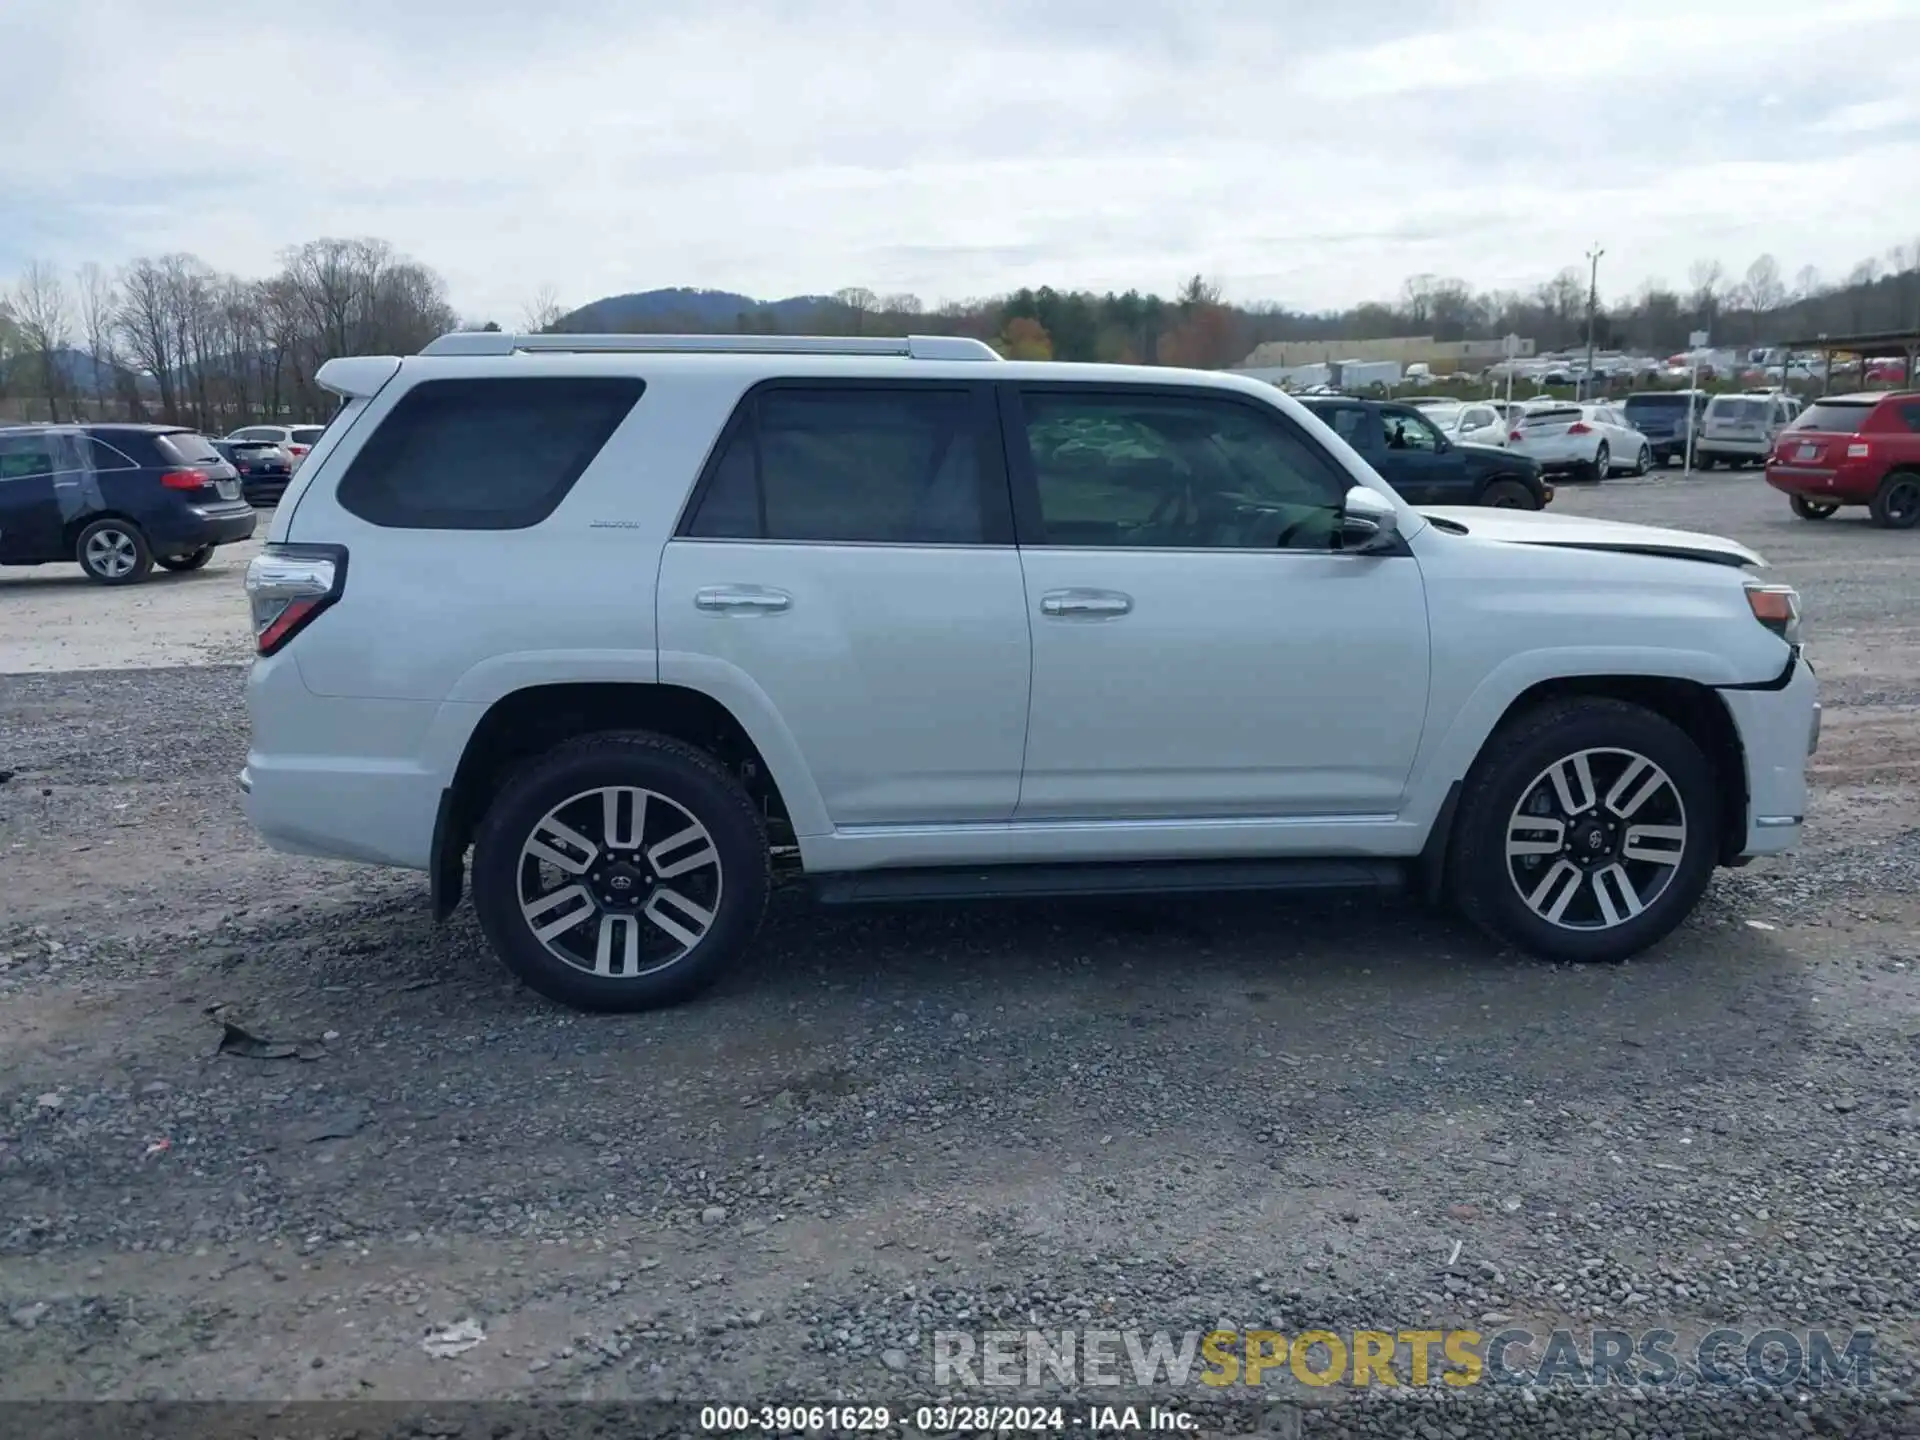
[695,586,791,614]
[1040,589,1132,618]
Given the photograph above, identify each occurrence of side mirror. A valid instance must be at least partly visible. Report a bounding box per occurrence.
[1340,486,1401,553]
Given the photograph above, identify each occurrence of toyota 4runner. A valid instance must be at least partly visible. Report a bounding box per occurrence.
[241,332,1820,1012]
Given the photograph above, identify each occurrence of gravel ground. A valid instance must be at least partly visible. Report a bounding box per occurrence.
[2,474,1917,1437]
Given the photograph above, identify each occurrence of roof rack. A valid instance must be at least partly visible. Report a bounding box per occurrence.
[419,332,1002,362]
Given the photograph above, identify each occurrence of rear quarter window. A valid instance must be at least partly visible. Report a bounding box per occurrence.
[334,377,645,530]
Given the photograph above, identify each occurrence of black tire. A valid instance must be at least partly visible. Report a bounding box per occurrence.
[1790,494,1838,521]
[74,518,153,585]
[1695,455,1716,471]
[1868,471,1920,530]
[1448,698,1719,965]
[157,546,215,572]
[1588,442,1610,481]
[1633,445,1652,476]
[470,731,770,1012]
[1479,478,1538,510]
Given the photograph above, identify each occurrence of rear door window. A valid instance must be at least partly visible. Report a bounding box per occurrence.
[80,438,138,471]
[0,434,56,480]
[291,427,327,447]
[335,377,645,530]
[684,385,1003,544]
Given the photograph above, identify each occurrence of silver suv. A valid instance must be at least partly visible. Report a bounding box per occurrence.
[1695,391,1802,469]
[241,332,1817,1011]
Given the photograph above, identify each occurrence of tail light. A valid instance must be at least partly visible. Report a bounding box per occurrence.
[159,469,205,489]
[1846,442,1871,459]
[1565,421,1592,435]
[288,445,311,458]
[1510,430,1525,443]
[245,544,348,656]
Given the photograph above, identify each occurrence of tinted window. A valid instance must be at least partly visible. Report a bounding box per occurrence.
[1790,402,1874,434]
[80,438,137,470]
[687,386,991,544]
[1019,391,1347,551]
[232,428,280,442]
[157,431,225,465]
[1307,405,1371,446]
[1708,397,1768,423]
[0,434,56,480]
[291,427,327,446]
[1624,394,1691,414]
[337,377,644,530]
[1902,404,1920,435]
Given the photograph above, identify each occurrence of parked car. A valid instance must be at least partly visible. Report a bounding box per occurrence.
[225,423,329,468]
[1447,401,1511,447]
[1765,391,1920,528]
[1508,403,1654,480]
[237,331,1816,1012]
[1694,392,1802,469]
[1296,396,1549,507]
[1622,390,1710,467]
[0,424,257,584]
[211,439,296,507]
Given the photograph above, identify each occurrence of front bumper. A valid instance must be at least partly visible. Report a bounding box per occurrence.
[1717,649,1819,858]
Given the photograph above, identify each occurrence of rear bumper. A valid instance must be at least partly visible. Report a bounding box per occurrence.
[240,651,477,871]
[147,502,258,551]
[1765,464,1877,503]
[1717,650,1819,859]
[1697,437,1770,458]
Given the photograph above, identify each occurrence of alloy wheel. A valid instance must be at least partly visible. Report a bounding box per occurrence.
[85,528,138,579]
[516,786,723,978]
[1504,748,1687,930]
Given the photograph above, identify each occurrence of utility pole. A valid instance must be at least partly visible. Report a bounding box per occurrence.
[1583,244,1604,401]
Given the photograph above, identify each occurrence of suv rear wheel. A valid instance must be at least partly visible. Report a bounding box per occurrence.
[471,732,771,1012]
[1478,478,1537,510]
[1790,494,1838,521]
[1869,471,1920,530]
[75,518,153,585]
[1449,698,1718,964]
[157,546,216,572]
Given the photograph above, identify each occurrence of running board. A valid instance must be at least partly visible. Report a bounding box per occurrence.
[810,857,1408,905]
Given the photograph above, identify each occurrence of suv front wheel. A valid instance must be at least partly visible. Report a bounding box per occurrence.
[471,732,771,1011]
[1449,698,1718,964]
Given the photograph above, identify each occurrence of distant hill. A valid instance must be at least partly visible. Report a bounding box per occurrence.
[557,287,843,333]
[0,346,151,397]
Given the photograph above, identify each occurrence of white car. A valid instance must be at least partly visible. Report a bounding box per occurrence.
[1447,402,1511,447]
[1694,392,1803,470]
[1509,403,1656,479]
[225,423,329,469]
[239,330,1817,1011]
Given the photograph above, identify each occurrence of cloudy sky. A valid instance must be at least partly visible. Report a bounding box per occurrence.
[4,0,1918,321]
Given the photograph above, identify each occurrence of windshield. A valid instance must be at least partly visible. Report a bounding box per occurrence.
[1789,402,1874,434]
[1708,397,1769,423]
[158,431,225,465]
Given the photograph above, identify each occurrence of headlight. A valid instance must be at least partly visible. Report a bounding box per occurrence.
[1745,583,1801,645]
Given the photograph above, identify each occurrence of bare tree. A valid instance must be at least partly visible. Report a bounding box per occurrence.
[1793,264,1822,300]
[14,260,73,421]
[1745,255,1785,316]
[832,286,877,334]
[881,293,924,316]
[1687,258,1725,332]
[521,284,563,333]
[74,262,120,416]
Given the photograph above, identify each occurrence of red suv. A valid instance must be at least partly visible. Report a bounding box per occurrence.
[1766,391,1920,528]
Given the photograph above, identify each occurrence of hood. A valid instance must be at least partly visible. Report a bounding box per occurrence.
[1456,441,1523,461]
[1417,506,1763,569]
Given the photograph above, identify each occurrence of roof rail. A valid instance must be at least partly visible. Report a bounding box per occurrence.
[419,331,1002,361]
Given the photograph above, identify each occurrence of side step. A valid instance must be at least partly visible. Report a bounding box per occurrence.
[810,857,1408,906]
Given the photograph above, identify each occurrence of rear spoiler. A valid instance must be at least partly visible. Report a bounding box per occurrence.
[314,356,402,401]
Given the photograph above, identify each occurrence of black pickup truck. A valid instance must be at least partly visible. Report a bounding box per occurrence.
[1295,396,1550,509]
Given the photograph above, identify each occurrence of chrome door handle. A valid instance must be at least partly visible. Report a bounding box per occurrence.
[695,586,791,613]
[1040,589,1132,618]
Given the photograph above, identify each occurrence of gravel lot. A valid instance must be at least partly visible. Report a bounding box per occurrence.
[2,477,1917,1437]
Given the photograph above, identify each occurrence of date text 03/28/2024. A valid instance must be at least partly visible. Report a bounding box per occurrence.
[698,1403,1198,1432]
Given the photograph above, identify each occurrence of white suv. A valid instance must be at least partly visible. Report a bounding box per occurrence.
[1695,392,1803,469]
[241,332,1819,1012]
